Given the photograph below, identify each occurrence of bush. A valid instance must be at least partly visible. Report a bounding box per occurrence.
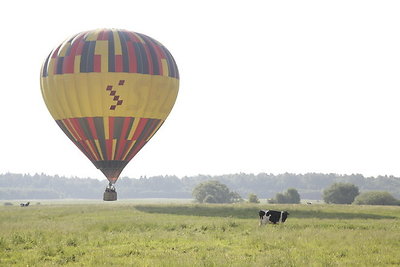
[204,195,217,203]
[192,180,243,203]
[353,191,400,206]
[272,188,301,204]
[248,193,260,203]
[323,183,359,204]
[3,202,13,206]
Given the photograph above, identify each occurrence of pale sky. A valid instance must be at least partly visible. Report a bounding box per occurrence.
[1,0,400,180]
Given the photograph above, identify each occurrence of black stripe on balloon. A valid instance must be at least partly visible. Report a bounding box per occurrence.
[113,117,124,139]
[108,31,115,72]
[133,43,144,74]
[135,42,149,74]
[78,118,93,140]
[80,41,90,72]
[93,117,107,162]
[86,41,96,72]
[148,120,164,141]
[56,57,64,74]
[118,31,130,72]
[144,36,160,75]
[160,46,176,78]
[65,35,78,57]
[125,117,135,139]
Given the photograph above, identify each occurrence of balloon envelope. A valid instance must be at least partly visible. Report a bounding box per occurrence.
[40,29,179,184]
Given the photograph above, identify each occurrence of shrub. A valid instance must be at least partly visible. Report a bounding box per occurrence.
[248,193,260,203]
[353,191,400,206]
[272,188,301,204]
[323,183,359,204]
[204,195,217,203]
[192,180,243,203]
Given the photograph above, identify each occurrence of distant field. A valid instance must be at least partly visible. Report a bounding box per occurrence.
[0,198,194,205]
[1,202,399,266]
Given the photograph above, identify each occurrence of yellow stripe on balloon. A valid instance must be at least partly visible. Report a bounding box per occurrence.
[161,59,169,77]
[112,139,117,160]
[104,117,109,140]
[122,140,136,160]
[95,140,104,160]
[61,120,78,141]
[95,40,108,73]
[74,55,81,73]
[47,59,55,78]
[85,30,100,41]
[66,119,82,141]
[127,117,140,140]
[86,140,99,161]
[58,42,71,57]
[112,31,122,55]
[132,32,145,44]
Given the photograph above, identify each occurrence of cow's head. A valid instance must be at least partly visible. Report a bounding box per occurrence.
[282,211,289,222]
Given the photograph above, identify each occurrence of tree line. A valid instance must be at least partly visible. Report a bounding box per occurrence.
[1,172,400,200]
[192,181,400,205]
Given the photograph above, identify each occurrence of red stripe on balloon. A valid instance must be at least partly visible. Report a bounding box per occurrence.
[93,55,101,72]
[115,55,123,72]
[115,117,131,160]
[132,118,148,140]
[106,139,113,160]
[87,117,99,140]
[127,42,137,73]
[69,118,86,141]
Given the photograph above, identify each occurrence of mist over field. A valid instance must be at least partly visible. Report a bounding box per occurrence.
[1,172,400,200]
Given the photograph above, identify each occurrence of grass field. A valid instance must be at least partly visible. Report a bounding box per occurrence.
[0,201,399,266]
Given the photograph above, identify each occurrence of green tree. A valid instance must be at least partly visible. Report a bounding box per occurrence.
[192,180,242,203]
[323,183,359,204]
[286,188,301,203]
[230,191,244,203]
[273,188,301,204]
[275,193,287,203]
[203,195,217,203]
[353,191,400,206]
[248,193,260,203]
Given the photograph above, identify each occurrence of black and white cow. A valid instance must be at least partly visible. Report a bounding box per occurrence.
[259,210,289,225]
[20,202,30,207]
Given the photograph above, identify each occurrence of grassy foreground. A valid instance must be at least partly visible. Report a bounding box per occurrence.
[0,202,399,266]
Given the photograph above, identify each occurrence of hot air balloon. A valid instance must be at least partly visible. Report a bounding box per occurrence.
[40,29,179,201]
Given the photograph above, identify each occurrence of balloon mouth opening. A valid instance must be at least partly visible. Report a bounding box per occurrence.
[108,178,117,184]
[94,160,128,184]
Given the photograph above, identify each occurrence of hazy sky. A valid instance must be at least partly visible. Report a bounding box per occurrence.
[1,0,400,180]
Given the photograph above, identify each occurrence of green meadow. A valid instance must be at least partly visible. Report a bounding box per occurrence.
[1,201,399,266]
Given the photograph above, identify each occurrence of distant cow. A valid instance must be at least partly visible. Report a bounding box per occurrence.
[20,202,30,207]
[259,210,289,225]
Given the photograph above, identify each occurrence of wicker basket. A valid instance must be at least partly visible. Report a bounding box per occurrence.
[103,191,117,201]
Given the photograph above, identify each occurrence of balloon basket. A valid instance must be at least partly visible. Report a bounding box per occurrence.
[103,191,117,201]
[103,185,117,201]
